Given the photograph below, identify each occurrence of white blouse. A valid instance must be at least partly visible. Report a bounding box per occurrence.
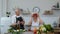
[31,18,40,30]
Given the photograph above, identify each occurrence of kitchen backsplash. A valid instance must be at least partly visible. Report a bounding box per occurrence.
[1,16,59,26]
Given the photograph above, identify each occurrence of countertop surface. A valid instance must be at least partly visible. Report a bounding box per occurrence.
[5,32,33,34]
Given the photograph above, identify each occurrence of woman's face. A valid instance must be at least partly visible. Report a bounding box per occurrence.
[33,16,38,19]
[32,13,38,19]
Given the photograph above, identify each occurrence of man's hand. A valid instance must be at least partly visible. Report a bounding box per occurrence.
[12,23,16,26]
[21,21,25,25]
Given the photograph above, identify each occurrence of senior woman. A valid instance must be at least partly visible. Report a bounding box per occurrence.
[29,13,43,30]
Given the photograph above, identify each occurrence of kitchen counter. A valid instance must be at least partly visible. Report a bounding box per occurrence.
[54,27,60,34]
[4,32,33,34]
[4,32,54,34]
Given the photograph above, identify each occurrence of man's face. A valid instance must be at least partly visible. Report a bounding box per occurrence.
[15,9,20,15]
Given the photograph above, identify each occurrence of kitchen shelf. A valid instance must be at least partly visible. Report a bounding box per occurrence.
[52,8,60,10]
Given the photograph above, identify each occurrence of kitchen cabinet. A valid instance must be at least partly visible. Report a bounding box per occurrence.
[1,17,12,34]
[54,27,60,34]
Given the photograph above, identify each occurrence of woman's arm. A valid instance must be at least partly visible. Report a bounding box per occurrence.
[39,18,43,24]
[29,20,32,26]
[38,16,43,25]
[28,17,32,25]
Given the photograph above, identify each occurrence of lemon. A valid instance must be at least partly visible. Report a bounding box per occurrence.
[17,30,19,32]
[23,30,25,32]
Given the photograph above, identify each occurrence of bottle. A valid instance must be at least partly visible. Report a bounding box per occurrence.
[57,2,59,8]
[33,28,37,34]
[53,21,57,28]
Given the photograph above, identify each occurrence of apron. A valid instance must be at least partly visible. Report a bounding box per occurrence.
[13,16,24,30]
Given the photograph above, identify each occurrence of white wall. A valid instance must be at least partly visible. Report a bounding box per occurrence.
[0,0,60,24]
[0,0,60,25]
[0,0,2,17]
[0,0,2,34]
[1,0,59,24]
[0,0,60,17]
[7,0,60,16]
[0,0,7,17]
[7,0,60,24]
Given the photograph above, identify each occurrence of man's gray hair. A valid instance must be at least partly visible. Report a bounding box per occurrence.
[13,8,23,11]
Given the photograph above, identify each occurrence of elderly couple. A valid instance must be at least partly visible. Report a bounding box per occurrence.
[12,8,43,31]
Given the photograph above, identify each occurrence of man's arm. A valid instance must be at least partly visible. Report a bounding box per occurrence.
[11,16,16,25]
